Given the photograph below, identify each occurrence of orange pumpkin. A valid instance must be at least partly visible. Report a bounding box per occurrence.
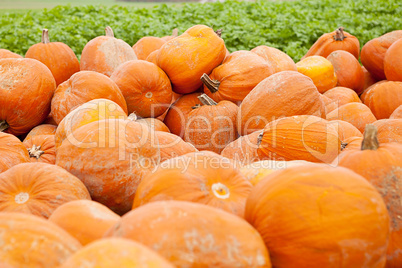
[251,45,297,73]
[363,81,402,120]
[327,50,364,94]
[326,102,377,132]
[25,29,80,86]
[372,119,402,144]
[0,162,90,218]
[296,56,337,93]
[238,71,325,135]
[390,105,402,119]
[60,238,175,268]
[0,213,82,267]
[80,26,137,76]
[341,136,363,152]
[362,66,378,92]
[220,131,261,165]
[202,50,275,103]
[245,164,389,268]
[51,71,128,124]
[323,86,362,107]
[337,124,402,267]
[134,117,171,133]
[0,49,22,59]
[257,115,341,163]
[49,200,120,246]
[0,132,30,173]
[384,38,402,82]
[184,94,238,153]
[105,201,271,267]
[145,49,159,65]
[163,92,202,138]
[322,95,338,115]
[361,30,402,80]
[132,36,166,60]
[23,135,56,164]
[0,58,55,135]
[302,27,360,60]
[24,124,57,140]
[330,119,363,141]
[110,60,172,117]
[156,25,226,94]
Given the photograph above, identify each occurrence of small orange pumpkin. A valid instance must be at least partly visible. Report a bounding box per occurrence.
[330,119,363,141]
[132,36,166,60]
[0,132,30,173]
[23,135,56,164]
[384,38,402,82]
[24,124,57,140]
[323,86,362,107]
[251,45,297,73]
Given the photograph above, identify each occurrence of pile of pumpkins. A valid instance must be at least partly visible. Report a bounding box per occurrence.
[0,24,401,268]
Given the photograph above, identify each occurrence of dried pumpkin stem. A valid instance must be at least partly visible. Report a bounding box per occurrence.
[257,132,264,146]
[341,142,348,151]
[105,26,114,37]
[215,29,223,37]
[201,73,220,93]
[334,27,345,41]
[28,145,45,159]
[127,113,138,121]
[171,28,178,37]
[361,124,379,150]
[41,29,50,44]
[198,94,217,106]
[192,104,201,109]
[0,120,9,132]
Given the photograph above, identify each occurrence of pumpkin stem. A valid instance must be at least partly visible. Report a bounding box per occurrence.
[201,73,220,93]
[127,113,138,121]
[361,124,379,150]
[0,120,9,132]
[334,27,346,41]
[257,132,264,146]
[28,145,45,159]
[198,94,217,106]
[41,29,50,44]
[105,26,114,37]
[192,104,201,109]
[171,28,178,37]
[215,29,223,37]
[341,142,348,151]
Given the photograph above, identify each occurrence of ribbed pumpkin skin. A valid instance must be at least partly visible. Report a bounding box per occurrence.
[24,124,57,140]
[0,132,30,173]
[296,56,337,93]
[132,36,166,60]
[0,163,90,218]
[0,49,22,59]
[221,130,261,165]
[49,200,120,246]
[302,27,360,59]
[105,201,271,268]
[56,119,159,215]
[238,71,325,135]
[390,105,402,119]
[133,152,252,217]
[342,136,363,152]
[363,81,402,120]
[80,28,137,77]
[326,102,377,133]
[384,38,402,82]
[157,25,226,94]
[23,135,56,164]
[60,238,175,268]
[361,30,402,80]
[251,45,297,73]
[0,212,82,268]
[110,60,172,117]
[163,93,202,138]
[25,31,80,86]
[323,86,362,107]
[373,119,402,144]
[257,115,341,163]
[203,50,275,103]
[51,71,128,124]
[0,58,56,135]
[327,51,364,94]
[245,164,390,268]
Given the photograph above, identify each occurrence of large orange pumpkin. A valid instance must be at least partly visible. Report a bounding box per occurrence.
[60,238,175,268]
[23,135,56,164]
[0,132,30,173]
[363,81,402,119]
[221,130,261,165]
[238,71,325,135]
[80,26,137,76]
[257,115,341,163]
[0,212,82,267]
[24,124,57,140]
[110,60,172,117]
[302,27,360,60]
[25,29,80,86]
[202,50,275,103]
[105,201,271,267]
[184,94,238,153]
[156,25,226,94]
[49,200,120,246]
[0,58,55,135]
[245,164,390,268]
[323,86,362,107]
[361,30,402,80]
[133,152,252,217]
[251,45,297,73]
[296,56,337,93]
[390,105,402,119]
[0,162,90,218]
[0,49,22,59]
[132,36,166,60]
[337,124,402,268]
[327,50,364,94]
[372,119,402,144]
[51,71,128,124]
[384,38,402,82]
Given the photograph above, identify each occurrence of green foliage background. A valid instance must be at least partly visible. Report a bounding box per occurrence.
[1,0,401,61]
